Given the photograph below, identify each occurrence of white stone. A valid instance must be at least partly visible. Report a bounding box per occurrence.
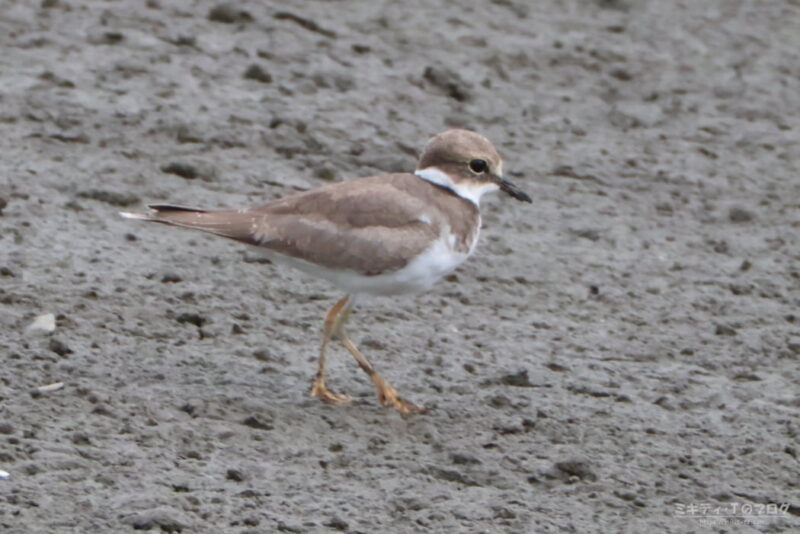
[26,313,56,335]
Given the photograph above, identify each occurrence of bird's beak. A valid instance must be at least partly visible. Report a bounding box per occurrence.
[494,174,532,203]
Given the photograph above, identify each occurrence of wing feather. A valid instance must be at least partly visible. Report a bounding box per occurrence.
[139,175,443,275]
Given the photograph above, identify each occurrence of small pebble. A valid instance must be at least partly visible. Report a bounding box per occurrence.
[176,312,205,327]
[37,382,64,393]
[552,459,597,481]
[423,65,471,102]
[226,468,245,482]
[715,324,737,336]
[161,272,182,283]
[208,4,252,24]
[499,370,534,388]
[49,338,73,357]
[729,206,755,223]
[324,517,349,531]
[26,313,56,335]
[241,415,273,431]
[243,64,272,84]
[161,162,198,180]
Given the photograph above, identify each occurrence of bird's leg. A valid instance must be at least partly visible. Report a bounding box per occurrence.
[310,296,352,404]
[335,306,426,416]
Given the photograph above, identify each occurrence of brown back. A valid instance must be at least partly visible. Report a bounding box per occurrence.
[146,173,479,276]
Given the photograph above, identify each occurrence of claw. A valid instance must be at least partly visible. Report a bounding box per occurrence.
[310,376,352,405]
[375,378,426,416]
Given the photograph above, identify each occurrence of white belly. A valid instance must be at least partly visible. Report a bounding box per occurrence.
[344,233,471,295]
[254,229,478,297]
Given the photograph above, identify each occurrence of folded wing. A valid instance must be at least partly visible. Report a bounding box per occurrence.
[123,175,441,276]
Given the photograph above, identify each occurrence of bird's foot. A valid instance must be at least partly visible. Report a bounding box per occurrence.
[310,376,352,405]
[375,379,426,416]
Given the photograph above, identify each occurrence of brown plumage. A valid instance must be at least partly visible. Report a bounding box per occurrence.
[133,173,479,276]
[417,129,503,174]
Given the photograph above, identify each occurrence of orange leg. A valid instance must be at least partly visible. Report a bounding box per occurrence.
[339,334,426,416]
[309,296,353,404]
[336,301,426,416]
[310,295,426,415]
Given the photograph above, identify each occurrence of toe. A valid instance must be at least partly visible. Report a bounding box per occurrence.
[395,398,427,416]
[310,378,352,405]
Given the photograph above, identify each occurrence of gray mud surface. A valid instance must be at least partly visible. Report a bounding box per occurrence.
[1,1,799,532]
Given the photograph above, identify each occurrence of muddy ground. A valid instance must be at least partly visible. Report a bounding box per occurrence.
[1,0,799,532]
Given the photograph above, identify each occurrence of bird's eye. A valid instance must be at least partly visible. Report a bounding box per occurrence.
[468,159,488,174]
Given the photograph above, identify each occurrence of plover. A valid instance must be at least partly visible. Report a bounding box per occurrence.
[121,129,531,415]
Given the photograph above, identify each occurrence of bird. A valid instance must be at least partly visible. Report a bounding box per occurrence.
[121,129,531,415]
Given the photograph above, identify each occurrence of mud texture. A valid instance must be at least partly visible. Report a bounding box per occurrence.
[1,1,799,533]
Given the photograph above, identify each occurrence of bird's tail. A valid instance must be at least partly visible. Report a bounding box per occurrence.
[119,204,256,243]
[119,210,156,221]
[120,204,207,220]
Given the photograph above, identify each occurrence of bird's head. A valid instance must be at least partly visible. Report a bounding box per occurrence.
[415,129,531,205]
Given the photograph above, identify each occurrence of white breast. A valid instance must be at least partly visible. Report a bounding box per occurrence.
[255,224,480,297]
[378,229,474,294]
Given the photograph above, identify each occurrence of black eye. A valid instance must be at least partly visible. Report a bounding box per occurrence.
[468,159,488,174]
